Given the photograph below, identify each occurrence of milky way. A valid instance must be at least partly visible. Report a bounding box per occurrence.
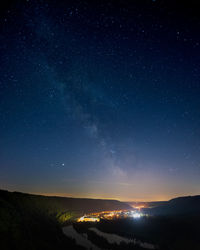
[0,0,200,200]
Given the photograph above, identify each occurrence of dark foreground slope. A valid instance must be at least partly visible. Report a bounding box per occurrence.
[138,195,200,249]
[0,189,131,250]
[144,195,200,216]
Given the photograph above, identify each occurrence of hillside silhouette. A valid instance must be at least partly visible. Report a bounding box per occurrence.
[144,195,200,216]
[0,189,131,250]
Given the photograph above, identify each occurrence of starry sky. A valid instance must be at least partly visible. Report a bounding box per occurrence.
[0,0,200,201]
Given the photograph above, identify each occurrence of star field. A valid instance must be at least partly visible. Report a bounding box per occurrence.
[0,0,200,201]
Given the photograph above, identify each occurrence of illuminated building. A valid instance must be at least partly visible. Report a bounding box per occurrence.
[77,216,100,222]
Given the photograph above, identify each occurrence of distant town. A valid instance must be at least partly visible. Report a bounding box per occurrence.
[77,209,143,222]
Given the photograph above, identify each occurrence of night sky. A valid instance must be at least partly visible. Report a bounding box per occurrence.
[1,0,200,201]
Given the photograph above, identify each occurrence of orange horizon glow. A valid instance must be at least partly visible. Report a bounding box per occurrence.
[28,191,186,202]
[4,187,198,202]
[33,192,171,202]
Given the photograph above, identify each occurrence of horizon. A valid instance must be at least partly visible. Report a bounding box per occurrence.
[2,188,199,203]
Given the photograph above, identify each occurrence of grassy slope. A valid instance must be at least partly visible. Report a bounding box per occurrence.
[0,190,84,250]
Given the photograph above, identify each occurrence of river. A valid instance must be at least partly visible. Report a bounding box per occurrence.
[63,225,156,250]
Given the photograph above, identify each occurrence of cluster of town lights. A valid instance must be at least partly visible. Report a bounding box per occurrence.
[132,212,141,218]
[77,210,142,223]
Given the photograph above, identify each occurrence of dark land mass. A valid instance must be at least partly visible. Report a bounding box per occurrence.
[1,190,200,250]
[0,189,131,250]
[74,215,200,250]
[143,195,200,216]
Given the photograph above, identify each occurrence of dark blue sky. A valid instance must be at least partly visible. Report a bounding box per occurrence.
[0,0,200,200]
